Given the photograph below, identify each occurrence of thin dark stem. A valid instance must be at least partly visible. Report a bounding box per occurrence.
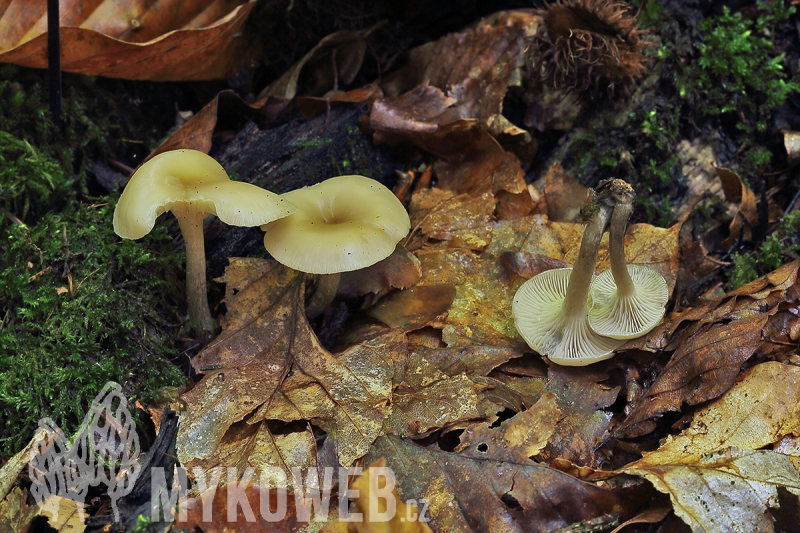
[47,0,63,130]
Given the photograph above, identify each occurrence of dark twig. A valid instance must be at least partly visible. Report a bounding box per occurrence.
[47,0,63,130]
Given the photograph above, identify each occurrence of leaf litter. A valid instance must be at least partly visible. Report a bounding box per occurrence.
[156,9,800,530]
[4,3,798,532]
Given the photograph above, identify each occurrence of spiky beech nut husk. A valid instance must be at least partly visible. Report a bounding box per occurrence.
[531,0,650,97]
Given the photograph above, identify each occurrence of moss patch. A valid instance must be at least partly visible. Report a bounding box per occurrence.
[0,66,189,455]
[728,211,800,289]
[0,203,186,454]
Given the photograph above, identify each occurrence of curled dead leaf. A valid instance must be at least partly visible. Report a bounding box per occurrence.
[623,363,800,533]
[0,1,258,80]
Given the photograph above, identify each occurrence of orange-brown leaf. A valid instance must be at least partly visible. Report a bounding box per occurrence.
[0,0,258,80]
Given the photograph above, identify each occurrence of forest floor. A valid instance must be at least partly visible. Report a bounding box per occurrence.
[1,0,800,532]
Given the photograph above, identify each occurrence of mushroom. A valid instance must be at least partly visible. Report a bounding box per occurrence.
[261,175,410,318]
[588,184,668,339]
[113,149,295,336]
[512,180,626,366]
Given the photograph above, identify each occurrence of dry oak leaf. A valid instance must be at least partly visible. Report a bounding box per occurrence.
[623,362,800,533]
[0,0,258,80]
[367,436,632,533]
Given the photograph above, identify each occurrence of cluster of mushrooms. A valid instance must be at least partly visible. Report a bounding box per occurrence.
[512,179,668,366]
[113,149,410,337]
[113,150,666,366]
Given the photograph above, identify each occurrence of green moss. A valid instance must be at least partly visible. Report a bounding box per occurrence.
[0,130,76,222]
[677,2,799,131]
[0,203,186,454]
[728,211,800,289]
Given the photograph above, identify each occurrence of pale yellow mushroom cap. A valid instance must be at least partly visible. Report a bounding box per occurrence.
[512,268,625,366]
[588,265,668,340]
[262,175,411,274]
[113,149,295,239]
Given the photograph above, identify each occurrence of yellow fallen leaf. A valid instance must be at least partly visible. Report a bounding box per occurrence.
[623,362,800,533]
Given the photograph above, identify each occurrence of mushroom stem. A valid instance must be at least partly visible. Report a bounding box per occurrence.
[174,209,216,335]
[608,199,636,297]
[305,272,342,319]
[562,200,614,320]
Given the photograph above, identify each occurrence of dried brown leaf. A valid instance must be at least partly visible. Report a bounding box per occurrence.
[154,90,289,155]
[367,436,633,533]
[258,28,378,101]
[455,391,561,462]
[377,11,539,128]
[486,215,584,259]
[544,163,591,223]
[616,313,769,438]
[407,189,496,251]
[540,366,620,468]
[626,260,800,353]
[338,245,422,299]
[366,285,456,331]
[0,1,258,80]
[0,428,49,502]
[178,482,333,531]
[179,258,404,477]
[382,372,482,438]
[0,488,85,533]
[417,249,524,349]
[717,167,757,249]
[623,363,800,533]
[251,329,403,467]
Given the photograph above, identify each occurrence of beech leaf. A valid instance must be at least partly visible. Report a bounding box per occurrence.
[0,0,259,80]
[623,363,800,533]
[367,436,632,533]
